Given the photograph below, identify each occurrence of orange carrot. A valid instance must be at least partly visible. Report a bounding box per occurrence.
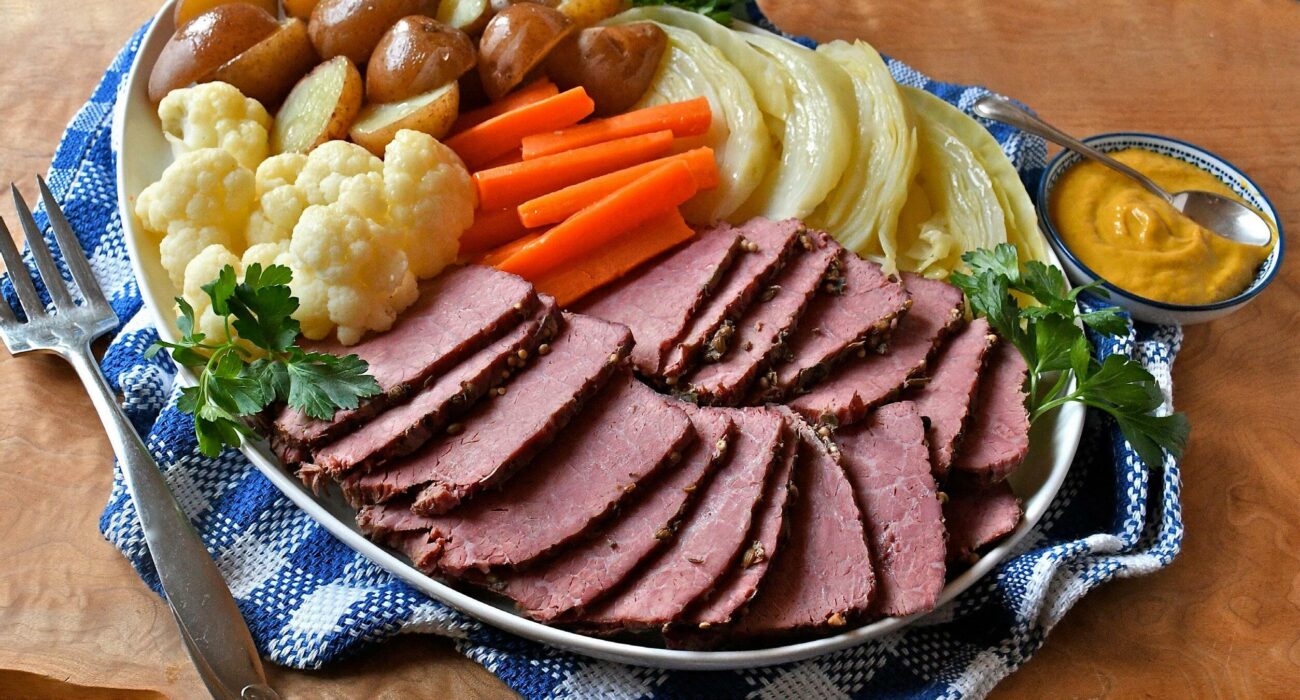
[533,209,695,306]
[520,97,713,160]
[480,147,523,170]
[480,232,542,267]
[474,130,675,210]
[450,78,559,135]
[517,147,718,228]
[460,207,531,254]
[447,87,594,170]
[497,160,700,280]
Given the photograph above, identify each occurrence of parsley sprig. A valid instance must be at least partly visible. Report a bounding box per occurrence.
[949,245,1189,469]
[146,264,381,457]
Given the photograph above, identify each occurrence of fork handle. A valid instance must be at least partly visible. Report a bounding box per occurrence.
[67,346,278,700]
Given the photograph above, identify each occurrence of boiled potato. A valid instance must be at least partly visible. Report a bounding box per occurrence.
[557,0,627,27]
[174,0,278,29]
[308,0,438,64]
[478,3,573,100]
[283,0,321,20]
[367,17,476,103]
[211,18,320,107]
[273,56,364,153]
[545,23,664,115]
[149,3,279,103]
[436,0,491,34]
[350,81,460,155]
[490,0,560,10]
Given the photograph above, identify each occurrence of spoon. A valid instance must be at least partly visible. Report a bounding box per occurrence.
[972,95,1273,247]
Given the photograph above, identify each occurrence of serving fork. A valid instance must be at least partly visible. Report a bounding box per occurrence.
[0,178,278,700]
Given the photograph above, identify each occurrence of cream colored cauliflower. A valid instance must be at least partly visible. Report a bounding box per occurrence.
[135,148,255,286]
[181,244,243,343]
[246,154,308,246]
[158,82,272,170]
[383,130,476,278]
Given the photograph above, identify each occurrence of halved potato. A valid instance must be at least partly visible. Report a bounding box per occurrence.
[211,18,320,108]
[557,0,628,27]
[437,0,491,34]
[308,0,438,64]
[366,16,476,103]
[149,3,279,103]
[349,81,460,155]
[478,3,573,100]
[174,0,278,29]
[283,0,321,20]
[272,56,364,153]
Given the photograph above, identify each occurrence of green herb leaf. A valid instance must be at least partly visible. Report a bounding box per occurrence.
[285,352,382,421]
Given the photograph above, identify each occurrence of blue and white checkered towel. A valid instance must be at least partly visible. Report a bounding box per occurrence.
[4,6,1185,698]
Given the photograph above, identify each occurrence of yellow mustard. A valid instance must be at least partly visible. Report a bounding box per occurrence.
[1049,148,1274,305]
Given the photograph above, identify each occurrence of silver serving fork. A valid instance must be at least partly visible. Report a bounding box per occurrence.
[0,178,278,700]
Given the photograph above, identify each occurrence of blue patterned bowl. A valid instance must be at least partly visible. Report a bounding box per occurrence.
[1038,133,1283,325]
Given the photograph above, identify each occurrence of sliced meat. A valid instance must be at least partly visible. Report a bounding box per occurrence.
[578,225,743,375]
[684,232,841,405]
[271,266,537,456]
[788,273,963,428]
[729,409,874,637]
[659,218,803,382]
[945,479,1022,564]
[370,375,695,575]
[764,253,911,399]
[682,430,798,629]
[952,341,1031,483]
[309,298,559,478]
[834,401,945,618]
[342,313,633,511]
[578,407,787,630]
[492,404,734,622]
[906,317,995,478]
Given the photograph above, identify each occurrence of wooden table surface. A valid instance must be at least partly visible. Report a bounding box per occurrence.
[0,0,1296,697]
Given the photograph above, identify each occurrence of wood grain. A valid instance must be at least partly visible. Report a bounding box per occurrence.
[0,0,1295,697]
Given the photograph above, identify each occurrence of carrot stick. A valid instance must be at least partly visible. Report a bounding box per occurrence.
[447,87,594,170]
[450,78,559,135]
[533,209,695,306]
[480,147,523,170]
[520,97,713,160]
[480,232,542,267]
[517,147,718,228]
[474,130,675,210]
[497,160,700,280]
[460,207,531,254]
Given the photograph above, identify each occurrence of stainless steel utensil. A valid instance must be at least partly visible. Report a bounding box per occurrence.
[0,177,279,700]
[973,95,1273,247]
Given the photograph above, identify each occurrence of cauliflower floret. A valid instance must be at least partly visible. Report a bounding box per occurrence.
[158,82,272,170]
[247,154,309,246]
[135,149,255,286]
[284,202,418,344]
[181,244,243,343]
[383,130,477,278]
[295,141,388,220]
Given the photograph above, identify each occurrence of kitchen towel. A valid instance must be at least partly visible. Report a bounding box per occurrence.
[3,6,1184,699]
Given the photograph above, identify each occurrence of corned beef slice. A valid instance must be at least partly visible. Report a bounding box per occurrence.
[943,479,1022,564]
[767,252,910,398]
[311,297,559,477]
[409,375,695,575]
[952,341,1031,482]
[683,427,798,628]
[789,272,963,427]
[685,232,840,405]
[342,313,632,510]
[659,218,803,381]
[579,407,787,630]
[730,409,875,637]
[834,401,945,618]
[272,266,537,454]
[905,317,994,478]
[495,403,734,622]
[579,225,743,375]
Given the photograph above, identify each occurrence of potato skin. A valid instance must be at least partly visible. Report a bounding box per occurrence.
[477,3,573,101]
[366,17,477,103]
[173,0,278,29]
[211,19,321,108]
[546,23,665,115]
[283,0,322,20]
[350,81,461,155]
[149,3,280,103]
[272,56,365,153]
[308,0,439,65]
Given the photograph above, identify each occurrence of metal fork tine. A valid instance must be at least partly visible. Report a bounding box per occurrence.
[0,216,47,319]
[0,287,16,325]
[38,176,109,310]
[11,184,76,311]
